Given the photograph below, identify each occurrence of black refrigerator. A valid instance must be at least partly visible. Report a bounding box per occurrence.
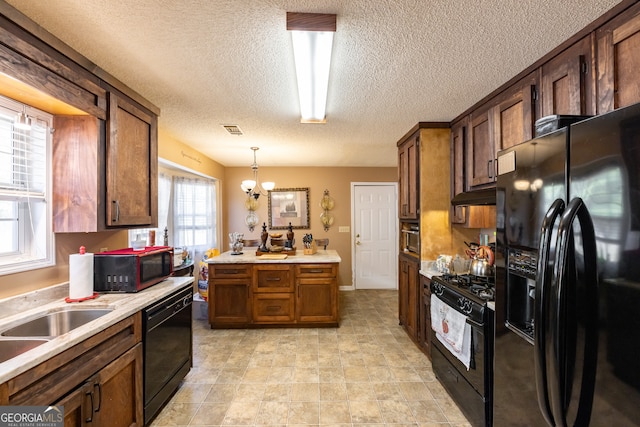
[494,103,640,426]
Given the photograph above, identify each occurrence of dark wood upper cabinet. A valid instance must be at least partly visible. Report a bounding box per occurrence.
[493,71,538,153]
[468,104,494,188]
[398,133,419,220]
[542,35,595,116]
[450,117,467,224]
[105,91,158,228]
[597,2,640,113]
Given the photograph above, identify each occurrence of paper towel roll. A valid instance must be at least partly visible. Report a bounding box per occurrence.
[69,251,94,299]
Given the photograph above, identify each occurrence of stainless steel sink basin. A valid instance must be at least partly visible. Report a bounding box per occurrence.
[0,338,48,363]
[1,308,113,338]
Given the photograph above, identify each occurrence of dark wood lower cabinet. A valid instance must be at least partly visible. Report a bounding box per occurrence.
[398,253,420,342]
[209,262,339,327]
[57,343,143,427]
[419,275,432,359]
[0,315,143,427]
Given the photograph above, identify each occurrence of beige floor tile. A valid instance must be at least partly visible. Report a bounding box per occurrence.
[349,400,384,423]
[378,399,416,423]
[291,382,319,401]
[254,401,290,425]
[343,365,369,382]
[223,400,259,425]
[171,383,212,404]
[407,399,449,423]
[205,383,237,402]
[319,382,347,401]
[263,383,292,402]
[189,402,231,425]
[288,401,319,424]
[151,402,200,426]
[318,366,345,383]
[345,382,377,401]
[398,381,431,401]
[233,383,266,401]
[319,401,351,424]
[242,366,270,383]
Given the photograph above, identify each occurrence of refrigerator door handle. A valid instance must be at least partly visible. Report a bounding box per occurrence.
[535,198,565,426]
[549,197,599,427]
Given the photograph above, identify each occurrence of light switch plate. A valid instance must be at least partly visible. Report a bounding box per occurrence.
[338,226,350,233]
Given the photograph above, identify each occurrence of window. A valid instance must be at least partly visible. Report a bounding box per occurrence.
[129,165,218,262]
[0,96,53,275]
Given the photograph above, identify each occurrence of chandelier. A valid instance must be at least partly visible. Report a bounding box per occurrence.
[240,147,275,199]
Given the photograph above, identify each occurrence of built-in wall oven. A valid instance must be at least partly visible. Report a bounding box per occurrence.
[143,283,193,425]
[430,274,494,427]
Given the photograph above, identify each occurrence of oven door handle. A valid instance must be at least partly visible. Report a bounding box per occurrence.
[465,317,483,329]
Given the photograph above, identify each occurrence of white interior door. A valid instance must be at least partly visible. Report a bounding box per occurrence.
[352,183,397,289]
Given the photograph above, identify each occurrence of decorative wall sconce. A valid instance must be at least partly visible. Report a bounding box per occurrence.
[319,189,334,231]
[245,196,259,231]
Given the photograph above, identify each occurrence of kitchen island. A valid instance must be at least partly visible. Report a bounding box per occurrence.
[207,249,341,328]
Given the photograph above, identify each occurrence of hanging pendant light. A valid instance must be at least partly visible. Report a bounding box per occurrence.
[240,147,275,199]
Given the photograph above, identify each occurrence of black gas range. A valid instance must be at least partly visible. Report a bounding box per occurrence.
[430,273,494,426]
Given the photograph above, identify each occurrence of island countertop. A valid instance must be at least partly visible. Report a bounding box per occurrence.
[207,249,341,264]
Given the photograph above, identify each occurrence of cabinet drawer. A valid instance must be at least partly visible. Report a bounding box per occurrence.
[254,265,293,292]
[296,264,337,277]
[210,264,252,278]
[253,293,295,322]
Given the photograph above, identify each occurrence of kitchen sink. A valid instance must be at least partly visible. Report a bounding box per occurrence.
[0,308,114,338]
[0,338,49,363]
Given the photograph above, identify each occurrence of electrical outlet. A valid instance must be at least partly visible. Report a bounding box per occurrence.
[338,226,350,233]
[99,247,108,253]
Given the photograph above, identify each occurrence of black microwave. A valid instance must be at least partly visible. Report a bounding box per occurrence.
[94,246,174,292]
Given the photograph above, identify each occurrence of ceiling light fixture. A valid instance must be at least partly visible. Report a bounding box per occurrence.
[287,12,336,124]
[240,147,275,199]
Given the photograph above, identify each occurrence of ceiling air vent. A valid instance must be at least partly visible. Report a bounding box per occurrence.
[222,124,243,136]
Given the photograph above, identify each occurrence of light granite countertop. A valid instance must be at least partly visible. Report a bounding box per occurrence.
[207,249,341,264]
[0,276,193,383]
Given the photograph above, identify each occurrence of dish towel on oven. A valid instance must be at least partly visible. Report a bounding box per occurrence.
[431,295,472,370]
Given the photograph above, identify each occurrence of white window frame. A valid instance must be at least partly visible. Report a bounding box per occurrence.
[0,96,54,275]
[129,160,219,263]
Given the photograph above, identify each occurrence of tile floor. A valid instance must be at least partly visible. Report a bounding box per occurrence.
[151,289,472,426]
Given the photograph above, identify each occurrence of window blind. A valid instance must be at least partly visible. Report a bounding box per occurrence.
[0,110,47,202]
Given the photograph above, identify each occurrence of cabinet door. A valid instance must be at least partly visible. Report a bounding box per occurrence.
[54,344,143,427]
[105,92,158,227]
[597,3,640,112]
[55,381,92,426]
[398,255,419,340]
[398,135,419,219]
[210,280,252,325]
[92,343,143,427]
[467,106,494,188]
[296,278,337,323]
[493,72,537,153]
[450,118,467,224]
[542,36,594,116]
[52,115,103,232]
[419,275,432,359]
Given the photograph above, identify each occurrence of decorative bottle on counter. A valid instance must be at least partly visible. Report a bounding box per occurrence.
[286,222,294,248]
[260,222,269,252]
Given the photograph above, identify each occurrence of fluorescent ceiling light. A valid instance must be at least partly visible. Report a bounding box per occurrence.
[287,13,336,124]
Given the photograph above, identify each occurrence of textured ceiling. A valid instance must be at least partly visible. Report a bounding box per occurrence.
[5,0,622,167]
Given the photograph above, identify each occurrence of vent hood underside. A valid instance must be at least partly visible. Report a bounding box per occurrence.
[451,188,496,206]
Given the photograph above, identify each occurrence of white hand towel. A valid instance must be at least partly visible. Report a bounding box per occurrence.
[431,295,472,370]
